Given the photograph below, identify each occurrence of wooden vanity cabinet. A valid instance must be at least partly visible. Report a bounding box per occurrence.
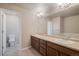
[31,36,79,56]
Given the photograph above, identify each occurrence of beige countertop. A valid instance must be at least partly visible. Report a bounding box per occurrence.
[32,34,79,51]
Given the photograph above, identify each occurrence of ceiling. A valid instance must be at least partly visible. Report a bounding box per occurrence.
[14,3,79,18]
[14,3,57,14]
[47,4,79,18]
[15,3,57,9]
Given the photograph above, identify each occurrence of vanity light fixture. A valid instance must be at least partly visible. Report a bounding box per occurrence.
[36,12,44,17]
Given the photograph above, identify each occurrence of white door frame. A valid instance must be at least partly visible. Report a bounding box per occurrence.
[0,9,22,55]
[0,11,3,56]
[1,11,6,55]
[0,10,6,55]
[19,14,22,49]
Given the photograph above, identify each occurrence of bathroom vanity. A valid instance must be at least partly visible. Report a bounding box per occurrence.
[31,34,79,56]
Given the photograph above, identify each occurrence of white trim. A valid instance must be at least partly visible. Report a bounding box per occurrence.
[19,14,22,49]
[0,11,3,56]
[2,11,7,54]
[20,46,32,51]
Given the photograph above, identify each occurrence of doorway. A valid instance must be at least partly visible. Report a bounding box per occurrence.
[0,9,21,56]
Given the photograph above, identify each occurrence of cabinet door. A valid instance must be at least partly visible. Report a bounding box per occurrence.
[35,41,40,51]
[47,46,58,56]
[40,47,46,56]
[31,36,40,51]
[60,52,70,56]
[31,36,34,47]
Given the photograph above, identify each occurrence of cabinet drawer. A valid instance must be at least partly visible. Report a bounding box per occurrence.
[47,41,60,50]
[40,47,46,56]
[31,36,40,42]
[40,43,46,49]
[40,40,46,49]
[40,39,46,45]
[47,46,58,56]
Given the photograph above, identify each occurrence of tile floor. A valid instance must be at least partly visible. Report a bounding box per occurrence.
[4,48,41,56]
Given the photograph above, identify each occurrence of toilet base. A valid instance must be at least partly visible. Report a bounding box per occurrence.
[9,41,15,47]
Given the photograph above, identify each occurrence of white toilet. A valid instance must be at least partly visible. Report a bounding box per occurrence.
[8,34,16,47]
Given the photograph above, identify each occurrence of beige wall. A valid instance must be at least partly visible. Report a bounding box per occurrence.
[64,15,79,33]
[22,9,47,48]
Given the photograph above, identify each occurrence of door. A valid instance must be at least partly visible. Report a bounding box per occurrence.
[0,9,20,55]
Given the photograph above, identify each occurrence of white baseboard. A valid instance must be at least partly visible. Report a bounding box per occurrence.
[20,46,32,50]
